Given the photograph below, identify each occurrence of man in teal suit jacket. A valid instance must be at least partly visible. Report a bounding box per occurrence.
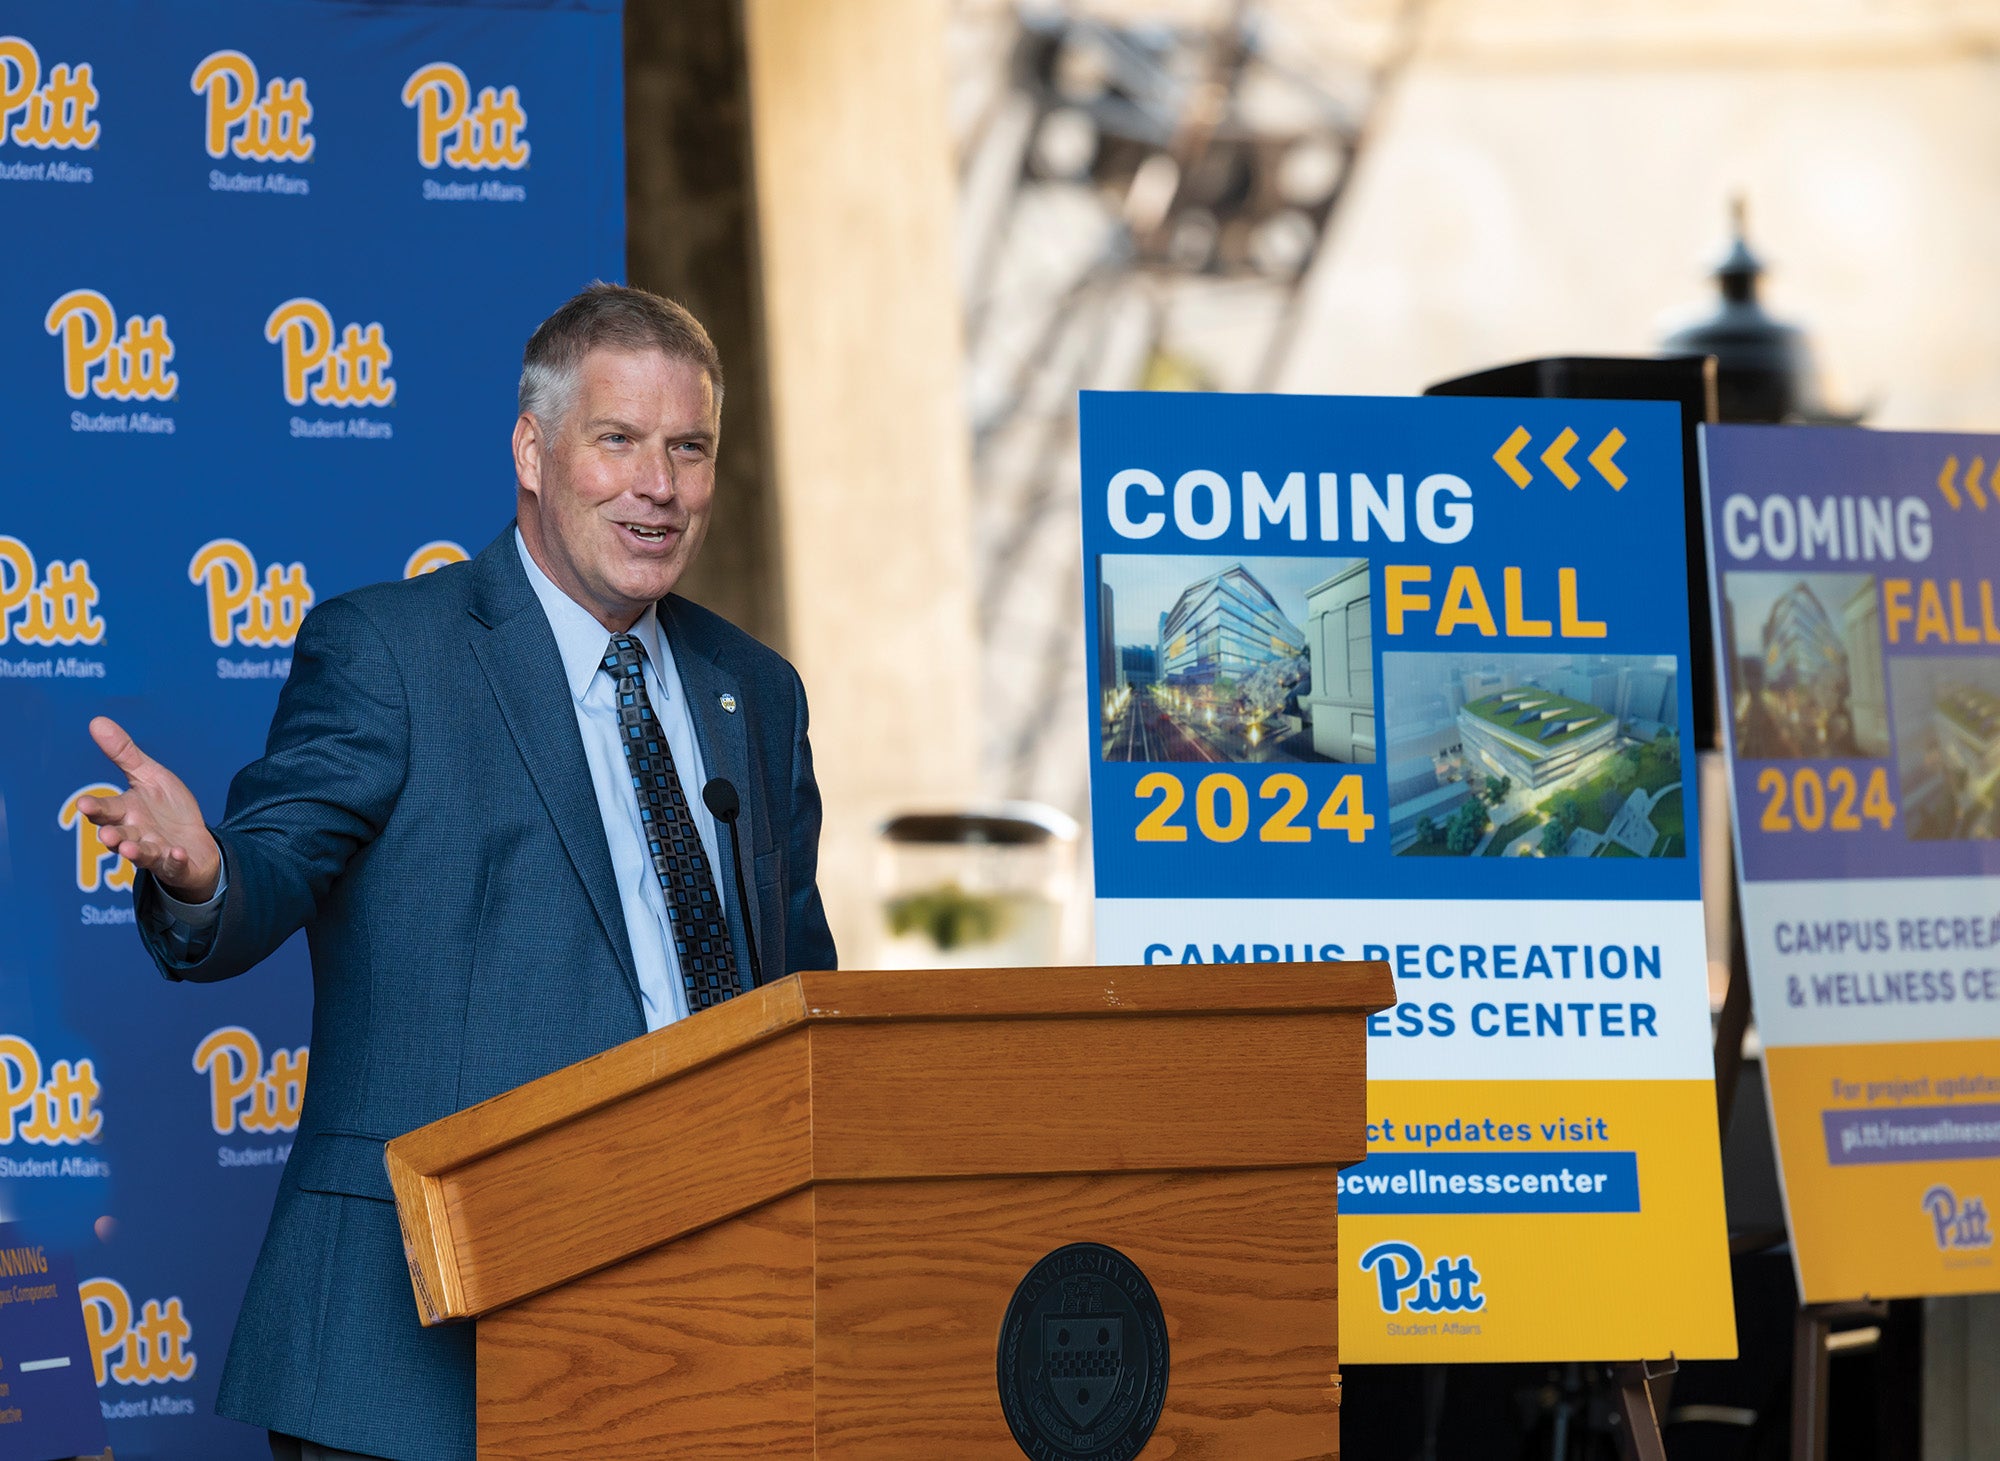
[78,284,837,1461]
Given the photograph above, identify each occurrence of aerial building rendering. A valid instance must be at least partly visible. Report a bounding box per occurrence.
[1384,652,1686,859]
[1458,689,1619,789]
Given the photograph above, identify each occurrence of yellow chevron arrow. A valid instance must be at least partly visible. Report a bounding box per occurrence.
[1494,426,1532,488]
[1941,456,1963,510]
[1541,428,1581,490]
[1588,428,1627,490]
[1971,456,1991,510]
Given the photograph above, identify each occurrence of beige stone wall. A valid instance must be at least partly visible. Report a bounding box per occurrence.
[744,0,984,963]
[1277,0,2000,429]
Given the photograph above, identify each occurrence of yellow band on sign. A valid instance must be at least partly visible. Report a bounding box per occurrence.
[1339,1078,1737,1363]
[1764,1039,2000,1302]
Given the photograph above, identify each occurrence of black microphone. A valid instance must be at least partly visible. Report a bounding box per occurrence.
[701,777,764,990]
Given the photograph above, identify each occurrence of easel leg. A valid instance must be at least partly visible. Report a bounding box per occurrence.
[1791,1300,1890,1461]
[1792,1305,1832,1461]
[1712,842,1752,1127]
[1611,1357,1677,1461]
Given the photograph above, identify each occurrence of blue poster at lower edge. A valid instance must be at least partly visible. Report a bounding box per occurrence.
[0,1225,106,1460]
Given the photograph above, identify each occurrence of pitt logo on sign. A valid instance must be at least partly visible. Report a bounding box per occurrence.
[79,1278,196,1386]
[60,784,133,894]
[0,536,103,645]
[0,36,99,149]
[1358,1241,1487,1314]
[191,50,313,161]
[0,1035,103,1145]
[46,289,177,401]
[401,62,527,169]
[1924,1185,1995,1251]
[190,539,314,648]
[194,1027,306,1136]
[265,298,395,408]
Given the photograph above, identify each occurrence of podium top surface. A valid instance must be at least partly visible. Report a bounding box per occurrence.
[774,960,1388,1019]
[386,961,1389,1323]
[390,962,1388,1171]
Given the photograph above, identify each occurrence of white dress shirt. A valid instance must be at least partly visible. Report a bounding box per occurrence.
[514,529,722,1032]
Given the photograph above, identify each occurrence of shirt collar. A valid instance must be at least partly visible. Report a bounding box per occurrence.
[514,527,669,703]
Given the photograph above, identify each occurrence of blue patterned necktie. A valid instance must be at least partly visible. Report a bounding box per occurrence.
[602,633,741,1011]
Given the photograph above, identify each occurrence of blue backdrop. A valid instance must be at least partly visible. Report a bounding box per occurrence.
[0,3,622,1454]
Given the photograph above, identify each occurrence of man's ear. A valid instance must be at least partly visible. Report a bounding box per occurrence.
[513,413,543,497]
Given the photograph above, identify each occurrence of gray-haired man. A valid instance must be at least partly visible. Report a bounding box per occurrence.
[81,283,837,1460]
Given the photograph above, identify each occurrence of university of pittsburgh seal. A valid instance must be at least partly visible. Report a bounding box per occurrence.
[996,1241,1169,1461]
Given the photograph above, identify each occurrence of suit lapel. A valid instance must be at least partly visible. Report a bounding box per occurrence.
[662,598,765,985]
[466,533,643,1013]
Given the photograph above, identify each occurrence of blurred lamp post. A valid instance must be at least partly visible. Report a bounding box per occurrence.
[1660,199,1861,425]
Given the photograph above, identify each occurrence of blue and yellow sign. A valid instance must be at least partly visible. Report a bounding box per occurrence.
[1704,424,2000,1303]
[1082,390,1735,1362]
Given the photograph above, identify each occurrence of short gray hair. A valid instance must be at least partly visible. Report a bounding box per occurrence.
[518,281,723,430]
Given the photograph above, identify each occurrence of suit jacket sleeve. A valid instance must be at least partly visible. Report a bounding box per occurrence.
[136,596,410,983]
[784,662,839,975]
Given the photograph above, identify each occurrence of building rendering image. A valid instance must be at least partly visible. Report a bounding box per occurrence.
[1157,564,1305,685]
[1459,689,1618,789]
[1304,560,1374,763]
[1723,571,1888,759]
[1098,555,1371,764]
[1891,658,2000,841]
[1383,652,1686,859]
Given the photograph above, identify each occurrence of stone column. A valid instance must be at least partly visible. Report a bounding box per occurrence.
[626,0,983,960]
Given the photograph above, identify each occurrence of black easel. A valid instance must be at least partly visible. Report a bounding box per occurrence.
[1789,1299,1890,1461]
[1608,1358,1677,1461]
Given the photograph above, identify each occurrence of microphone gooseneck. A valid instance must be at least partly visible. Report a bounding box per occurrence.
[701,777,764,990]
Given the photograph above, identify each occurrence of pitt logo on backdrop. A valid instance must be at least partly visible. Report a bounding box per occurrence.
[60,784,133,893]
[190,539,314,648]
[265,298,395,408]
[79,1278,195,1386]
[0,36,99,149]
[404,540,468,578]
[46,289,177,401]
[191,50,313,161]
[194,1027,306,1135]
[0,536,103,645]
[401,61,527,169]
[0,1035,103,1145]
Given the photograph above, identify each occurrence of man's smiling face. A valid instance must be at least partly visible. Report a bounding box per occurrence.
[514,346,719,632]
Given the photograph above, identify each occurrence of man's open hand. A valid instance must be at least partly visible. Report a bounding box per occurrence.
[77,716,222,902]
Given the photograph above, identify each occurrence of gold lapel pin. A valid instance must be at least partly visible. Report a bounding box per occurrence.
[720,693,738,713]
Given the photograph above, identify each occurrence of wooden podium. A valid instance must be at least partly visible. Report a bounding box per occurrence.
[385,961,1390,1459]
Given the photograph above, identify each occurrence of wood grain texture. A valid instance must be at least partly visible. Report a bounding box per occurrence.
[444,1032,813,1317]
[390,964,1387,1175]
[385,964,1390,1323]
[791,963,1394,1022]
[387,1163,463,1322]
[811,1169,1343,1460]
[808,1013,1368,1179]
[477,1190,816,1460]
[390,976,810,1178]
